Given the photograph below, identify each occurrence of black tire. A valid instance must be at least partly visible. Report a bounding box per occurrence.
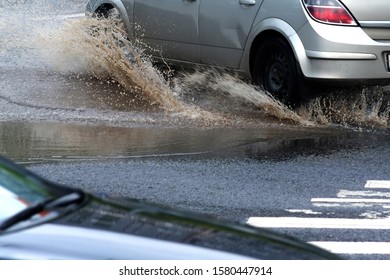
[253,37,301,105]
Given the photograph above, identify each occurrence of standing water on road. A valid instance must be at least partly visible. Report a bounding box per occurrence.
[0,0,389,131]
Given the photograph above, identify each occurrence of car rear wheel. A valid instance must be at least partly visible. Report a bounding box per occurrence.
[253,37,301,105]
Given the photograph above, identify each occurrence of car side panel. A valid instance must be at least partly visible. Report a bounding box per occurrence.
[133,0,200,62]
[199,0,264,68]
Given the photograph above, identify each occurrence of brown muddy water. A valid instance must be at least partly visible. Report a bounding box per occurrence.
[0,121,365,164]
[0,2,389,163]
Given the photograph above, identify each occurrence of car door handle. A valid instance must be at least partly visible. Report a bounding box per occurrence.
[240,0,256,5]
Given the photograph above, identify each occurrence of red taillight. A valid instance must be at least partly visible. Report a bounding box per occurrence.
[303,0,356,26]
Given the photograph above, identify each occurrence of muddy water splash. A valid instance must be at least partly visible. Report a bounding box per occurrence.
[0,0,309,125]
[33,17,183,111]
[177,70,307,124]
[32,16,305,124]
[298,87,390,130]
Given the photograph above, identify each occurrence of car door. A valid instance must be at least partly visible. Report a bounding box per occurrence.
[199,0,264,68]
[133,0,200,63]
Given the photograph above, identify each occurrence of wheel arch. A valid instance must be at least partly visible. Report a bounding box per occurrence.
[244,18,312,104]
[243,18,307,79]
[86,0,133,35]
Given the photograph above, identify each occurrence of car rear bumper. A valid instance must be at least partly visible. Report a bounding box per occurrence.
[301,53,390,80]
[294,20,390,82]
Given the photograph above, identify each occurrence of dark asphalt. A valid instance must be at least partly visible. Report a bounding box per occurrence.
[25,129,390,260]
[26,130,390,221]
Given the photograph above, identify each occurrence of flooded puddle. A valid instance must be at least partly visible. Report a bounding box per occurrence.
[1,121,383,164]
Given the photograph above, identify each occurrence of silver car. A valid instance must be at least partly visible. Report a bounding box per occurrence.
[85,0,390,103]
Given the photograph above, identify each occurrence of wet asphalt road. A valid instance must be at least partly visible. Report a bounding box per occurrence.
[26,129,389,223]
[25,127,390,260]
[0,1,389,260]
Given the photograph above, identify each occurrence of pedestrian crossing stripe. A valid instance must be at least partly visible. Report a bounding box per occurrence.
[246,217,390,255]
[246,217,390,229]
[311,198,390,204]
[309,242,390,255]
[247,181,390,256]
[312,180,390,207]
[365,180,390,189]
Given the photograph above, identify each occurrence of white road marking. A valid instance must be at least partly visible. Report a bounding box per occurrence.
[309,242,390,255]
[286,209,322,215]
[365,180,390,189]
[248,181,390,256]
[311,198,390,204]
[311,181,390,207]
[247,217,390,229]
[337,189,390,198]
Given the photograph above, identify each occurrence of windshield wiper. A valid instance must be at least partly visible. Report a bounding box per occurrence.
[0,191,85,231]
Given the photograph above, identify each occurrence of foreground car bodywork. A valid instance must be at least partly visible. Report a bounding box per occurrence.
[0,157,339,259]
[85,0,390,103]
